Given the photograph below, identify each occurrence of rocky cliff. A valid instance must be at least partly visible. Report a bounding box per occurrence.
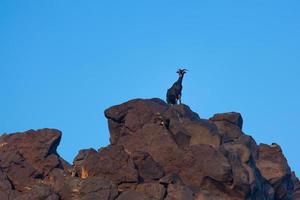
[0,98,299,200]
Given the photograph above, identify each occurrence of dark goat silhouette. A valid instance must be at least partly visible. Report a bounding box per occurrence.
[166,69,188,104]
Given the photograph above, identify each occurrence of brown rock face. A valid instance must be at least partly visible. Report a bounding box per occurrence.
[0,129,70,199]
[73,145,138,183]
[0,98,298,200]
[255,144,294,199]
[210,112,243,129]
[0,129,67,192]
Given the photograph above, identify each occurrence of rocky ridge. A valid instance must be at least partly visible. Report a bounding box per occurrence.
[0,98,299,200]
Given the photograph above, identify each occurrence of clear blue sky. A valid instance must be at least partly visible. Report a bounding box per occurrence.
[1,1,299,175]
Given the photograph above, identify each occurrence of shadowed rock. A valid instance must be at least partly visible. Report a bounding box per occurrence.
[132,151,165,181]
[292,172,300,199]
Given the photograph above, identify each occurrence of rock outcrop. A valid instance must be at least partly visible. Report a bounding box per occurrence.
[0,98,298,199]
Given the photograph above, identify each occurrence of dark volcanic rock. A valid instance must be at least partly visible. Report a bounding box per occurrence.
[210,112,244,143]
[209,112,243,129]
[182,120,221,148]
[104,98,169,144]
[132,151,165,181]
[0,98,298,200]
[15,184,59,200]
[256,144,294,199]
[59,177,118,200]
[0,128,70,197]
[73,145,138,183]
[179,144,232,188]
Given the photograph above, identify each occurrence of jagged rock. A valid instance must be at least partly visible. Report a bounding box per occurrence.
[72,148,97,177]
[179,144,232,189]
[0,168,19,200]
[79,177,118,200]
[173,131,191,149]
[115,122,184,173]
[44,168,69,194]
[198,176,244,200]
[182,120,221,148]
[0,98,298,200]
[0,129,70,192]
[59,177,118,200]
[0,168,13,191]
[73,148,97,166]
[104,98,169,144]
[164,104,200,122]
[73,145,138,183]
[222,142,251,164]
[224,151,251,196]
[236,134,258,159]
[256,144,293,199]
[256,144,291,181]
[209,112,243,129]
[209,112,244,143]
[213,121,243,143]
[132,151,164,181]
[104,100,189,178]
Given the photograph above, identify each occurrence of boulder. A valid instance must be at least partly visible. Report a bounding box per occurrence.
[132,151,164,181]
[116,123,184,173]
[209,112,243,129]
[0,129,69,191]
[255,144,293,199]
[178,144,232,188]
[104,98,169,144]
[209,112,244,143]
[59,177,118,200]
[182,120,221,148]
[79,177,118,200]
[73,145,138,183]
[213,121,243,143]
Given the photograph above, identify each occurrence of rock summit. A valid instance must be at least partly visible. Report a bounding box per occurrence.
[0,98,299,200]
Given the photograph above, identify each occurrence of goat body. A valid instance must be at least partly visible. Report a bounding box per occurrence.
[166,71,185,104]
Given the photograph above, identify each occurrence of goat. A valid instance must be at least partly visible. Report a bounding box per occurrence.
[166,69,188,105]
